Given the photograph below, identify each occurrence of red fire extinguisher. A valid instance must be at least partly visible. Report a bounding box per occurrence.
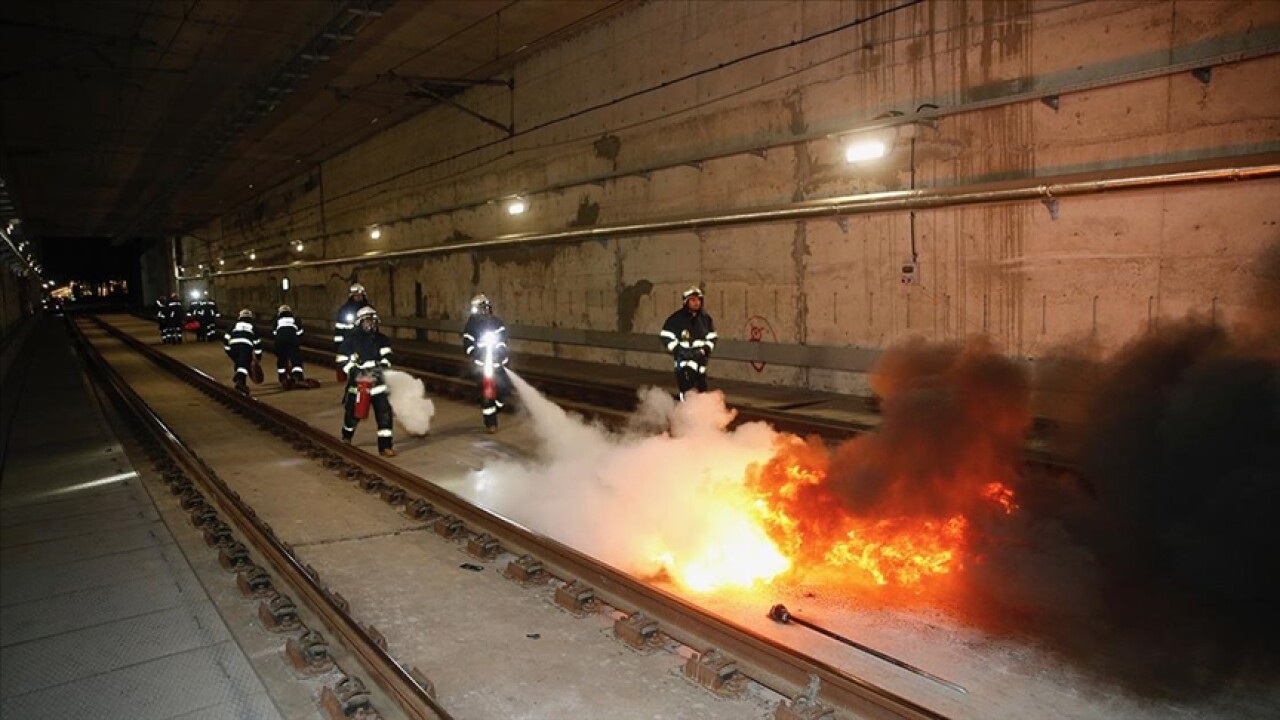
[354,375,373,419]
[480,331,498,400]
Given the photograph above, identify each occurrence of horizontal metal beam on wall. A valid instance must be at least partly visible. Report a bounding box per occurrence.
[197,153,1280,280]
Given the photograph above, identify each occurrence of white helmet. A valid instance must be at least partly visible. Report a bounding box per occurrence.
[470,294,491,313]
[237,308,253,320]
[277,304,291,314]
[355,306,378,322]
[349,283,366,296]
[682,286,703,301]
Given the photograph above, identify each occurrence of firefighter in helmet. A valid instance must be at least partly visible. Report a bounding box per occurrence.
[187,292,206,341]
[337,305,396,456]
[223,308,262,395]
[201,293,221,342]
[273,304,311,388]
[333,282,369,380]
[154,295,167,343]
[660,286,717,401]
[462,293,509,432]
[159,293,184,344]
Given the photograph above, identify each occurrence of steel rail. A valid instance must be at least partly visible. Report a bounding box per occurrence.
[71,318,452,720]
[86,313,953,720]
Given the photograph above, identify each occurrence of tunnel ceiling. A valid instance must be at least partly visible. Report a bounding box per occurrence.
[0,0,628,241]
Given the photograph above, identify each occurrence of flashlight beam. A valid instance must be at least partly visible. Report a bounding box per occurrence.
[767,604,967,695]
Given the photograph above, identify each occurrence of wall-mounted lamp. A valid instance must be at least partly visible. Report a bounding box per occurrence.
[190,290,201,300]
[282,277,291,291]
[844,138,890,163]
[505,196,528,216]
[218,258,225,266]
[839,108,939,166]
[295,241,304,252]
[369,226,382,240]
[248,250,257,261]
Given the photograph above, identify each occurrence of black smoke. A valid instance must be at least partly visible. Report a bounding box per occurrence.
[963,247,1280,698]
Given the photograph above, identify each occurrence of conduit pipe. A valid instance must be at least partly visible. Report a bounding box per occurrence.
[203,153,1280,279]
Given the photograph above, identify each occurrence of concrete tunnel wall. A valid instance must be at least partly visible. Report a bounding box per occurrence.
[183,0,1280,397]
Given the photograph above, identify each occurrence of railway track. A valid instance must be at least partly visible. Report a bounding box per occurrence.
[82,313,952,720]
[73,318,448,720]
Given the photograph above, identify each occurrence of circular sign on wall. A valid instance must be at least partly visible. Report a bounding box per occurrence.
[744,315,775,372]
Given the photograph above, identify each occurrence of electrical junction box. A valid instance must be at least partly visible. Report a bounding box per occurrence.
[900,262,918,285]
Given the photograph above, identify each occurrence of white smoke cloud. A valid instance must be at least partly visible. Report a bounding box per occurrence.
[471,372,785,588]
[385,369,435,435]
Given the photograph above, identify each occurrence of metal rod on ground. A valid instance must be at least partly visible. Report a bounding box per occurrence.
[768,604,968,695]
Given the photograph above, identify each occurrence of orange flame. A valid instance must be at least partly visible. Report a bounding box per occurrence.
[646,485,791,592]
[650,341,1031,595]
[823,516,968,586]
[982,482,1018,515]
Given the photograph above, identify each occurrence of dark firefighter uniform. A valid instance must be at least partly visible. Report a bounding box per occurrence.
[199,297,221,342]
[154,297,167,342]
[158,294,185,344]
[224,310,263,393]
[660,287,717,401]
[334,283,368,351]
[337,306,396,456]
[187,296,205,340]
[273,305,307,386]
[462,294,509,431]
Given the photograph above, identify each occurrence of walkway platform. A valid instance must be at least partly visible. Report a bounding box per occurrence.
[0,317,284,720]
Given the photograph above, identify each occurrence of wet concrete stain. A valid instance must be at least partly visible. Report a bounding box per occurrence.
[570,196,601,227]
[617,279,653,333]
[593,134,622,166]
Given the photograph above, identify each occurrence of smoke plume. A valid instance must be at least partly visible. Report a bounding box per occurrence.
[472,372,785,588]
[385,369,435,435]
[469,243,1280,698]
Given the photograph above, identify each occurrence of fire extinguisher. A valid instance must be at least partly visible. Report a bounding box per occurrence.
[354,375,373,419]
[479,331,498,400]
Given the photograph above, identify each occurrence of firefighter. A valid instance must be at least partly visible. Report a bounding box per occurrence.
[660,286,718,401]
[154,296,168,343]
[201,294,221,342]
[273,304,309,388]
[159,293,185,344]
[333,282,369,379]
[461,294,509,433]
[188,293,209,341]
[223,308,262,395]
[337,306,396,456]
